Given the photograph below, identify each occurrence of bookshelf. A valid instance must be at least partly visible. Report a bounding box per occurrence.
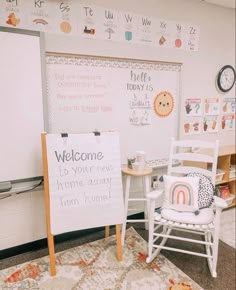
[185,144,235,208]
[215,145,236,208]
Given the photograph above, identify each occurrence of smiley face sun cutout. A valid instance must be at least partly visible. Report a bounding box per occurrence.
[154,91,174,117]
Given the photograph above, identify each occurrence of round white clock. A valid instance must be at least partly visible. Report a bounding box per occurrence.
[217,65,236,92]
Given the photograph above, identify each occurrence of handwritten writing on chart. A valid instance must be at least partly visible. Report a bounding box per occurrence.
[126,70,153,125]
[53,71,112,113]
[51,149,114,208]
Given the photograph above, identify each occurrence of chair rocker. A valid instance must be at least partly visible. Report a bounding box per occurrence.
[146,138,228,278]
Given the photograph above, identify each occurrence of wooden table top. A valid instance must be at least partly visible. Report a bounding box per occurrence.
[121,165,153,176]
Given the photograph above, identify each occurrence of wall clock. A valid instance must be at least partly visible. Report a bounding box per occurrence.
[217,65,236,92]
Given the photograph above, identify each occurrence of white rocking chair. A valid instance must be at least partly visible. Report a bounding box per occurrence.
[146,138,228,278]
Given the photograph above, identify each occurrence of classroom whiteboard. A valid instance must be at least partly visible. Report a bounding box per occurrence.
[46,53,181,163]
[45,132,124,235]
[0,29,44,183]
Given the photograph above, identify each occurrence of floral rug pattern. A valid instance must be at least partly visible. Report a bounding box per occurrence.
[0,227,203,290]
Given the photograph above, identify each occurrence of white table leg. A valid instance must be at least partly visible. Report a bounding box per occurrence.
[121,175,131,245]
[144,175,151,230]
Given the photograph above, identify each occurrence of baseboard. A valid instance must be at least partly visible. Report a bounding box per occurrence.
[0,212,144,259]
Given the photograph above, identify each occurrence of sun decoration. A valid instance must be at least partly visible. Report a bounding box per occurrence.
[154,91,174,117]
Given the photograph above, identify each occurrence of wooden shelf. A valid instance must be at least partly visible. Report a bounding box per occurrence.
[216,145,235,209]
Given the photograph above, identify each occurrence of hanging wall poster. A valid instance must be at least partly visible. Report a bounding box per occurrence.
[135,14,156,45]
[122,11,138,43]
[171,21,185,50]
[184,24,200,51]
[204,97,220,115]
[53,0,77,35]
[0,1,200,51]
[156,19,172,48]
[221,97,236,114]
[202,116,219,133]
[27,0,55,32]
[221,114,235,131]
[1,0,27,29]
[78,4,102,39]
[184,98,202,116]
[100,7,122,41]
[183,117,201,135]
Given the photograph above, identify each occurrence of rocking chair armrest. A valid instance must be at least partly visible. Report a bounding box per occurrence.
[213,196,228,209]
[146,189,164,200]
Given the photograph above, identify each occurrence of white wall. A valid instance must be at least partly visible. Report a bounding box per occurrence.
[44,0,235,144]
[1,0,235,250]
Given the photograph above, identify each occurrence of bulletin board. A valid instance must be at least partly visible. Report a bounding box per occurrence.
[46,53,181,162]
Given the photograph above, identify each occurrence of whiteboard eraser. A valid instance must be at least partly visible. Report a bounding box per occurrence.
[0,181,12,192]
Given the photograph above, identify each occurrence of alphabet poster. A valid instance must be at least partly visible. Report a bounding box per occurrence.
[45,132,124,235]
[0,1,200,51]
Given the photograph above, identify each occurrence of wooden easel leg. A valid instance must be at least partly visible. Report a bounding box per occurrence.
[41,133,56,276]
[105,225,110,238]
[48,233,56,276]
[116,224,122,261]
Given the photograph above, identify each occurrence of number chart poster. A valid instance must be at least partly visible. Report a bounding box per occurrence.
[45,132,124,235]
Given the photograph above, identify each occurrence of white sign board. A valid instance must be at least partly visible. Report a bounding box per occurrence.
[46,132,124,235]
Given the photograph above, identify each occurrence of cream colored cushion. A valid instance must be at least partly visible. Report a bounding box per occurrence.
[160,208,214,225]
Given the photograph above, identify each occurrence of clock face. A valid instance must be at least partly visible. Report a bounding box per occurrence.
[217,65,236,92]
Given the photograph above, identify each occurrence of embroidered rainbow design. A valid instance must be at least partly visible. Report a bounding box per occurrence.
[169,181,194,206]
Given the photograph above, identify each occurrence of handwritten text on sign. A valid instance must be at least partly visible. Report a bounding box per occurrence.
[55,149,112,207]
[45,133,124,234]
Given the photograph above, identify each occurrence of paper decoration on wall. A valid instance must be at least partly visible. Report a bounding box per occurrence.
[78,5,97,38]
[123,12,136,42]
[185,98,202,116]
[185,24,200,51]
[0,1,200,52]
[204,97,220,115]
[221,97,236,114]
[28,0,54,32]
[157,19,170,48]
[202,116,219,133]
[136,15,156,45]
[154,91,174,117]
[172,22,184,49]
[221,114,235,131]
[183,118,201,135]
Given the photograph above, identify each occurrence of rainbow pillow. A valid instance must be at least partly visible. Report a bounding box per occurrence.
[163,175,200,212]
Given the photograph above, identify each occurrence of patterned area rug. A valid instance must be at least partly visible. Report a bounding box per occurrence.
[0,227,203,290]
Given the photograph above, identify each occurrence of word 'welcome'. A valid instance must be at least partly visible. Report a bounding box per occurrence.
[54,150,104,162]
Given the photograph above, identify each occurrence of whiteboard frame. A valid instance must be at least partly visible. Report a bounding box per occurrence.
[45,51,182,162]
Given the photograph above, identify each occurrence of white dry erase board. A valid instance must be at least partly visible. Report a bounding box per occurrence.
[44,132,124,235]
[46,53,181,163]
[0,28,44,183]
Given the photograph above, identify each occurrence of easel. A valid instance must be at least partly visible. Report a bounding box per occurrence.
[41,132,122,276]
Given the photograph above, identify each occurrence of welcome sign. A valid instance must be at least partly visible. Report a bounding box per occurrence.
[45,132,124,235]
